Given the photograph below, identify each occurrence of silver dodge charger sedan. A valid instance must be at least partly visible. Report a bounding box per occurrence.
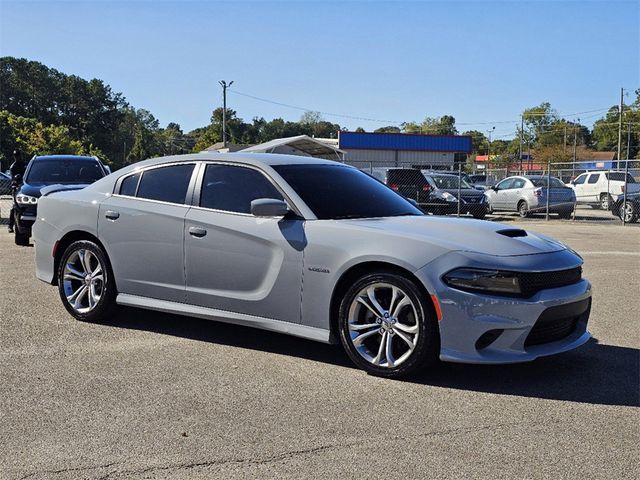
[33,153,592,378]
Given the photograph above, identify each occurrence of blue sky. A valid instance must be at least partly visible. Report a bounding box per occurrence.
[1,0,638,139]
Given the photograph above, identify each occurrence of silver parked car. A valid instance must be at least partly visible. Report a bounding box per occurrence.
[485,175,575,218]
[33,153,591,378]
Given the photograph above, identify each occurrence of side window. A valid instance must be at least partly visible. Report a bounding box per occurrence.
[199,165,283,214]
[573,174,587,185]
[496,178,514,190]
[119,173,140,196]
[587,174,600,184]
[512,179,525,189]
[136,164,195,204]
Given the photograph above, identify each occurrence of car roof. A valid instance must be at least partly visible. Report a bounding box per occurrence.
[114,152,343,176]
[33,155,99,162]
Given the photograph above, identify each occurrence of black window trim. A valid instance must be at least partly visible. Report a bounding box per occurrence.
[190,161,303,218]
[112,161,199,207]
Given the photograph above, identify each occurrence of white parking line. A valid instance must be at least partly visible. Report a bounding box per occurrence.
[580,251,640,256]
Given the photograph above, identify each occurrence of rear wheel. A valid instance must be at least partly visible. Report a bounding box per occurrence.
[338,272,439,378]
[472,208,487,219]
[600,193,612,210]
[57,240,117,323]
[518,201,530,218]
[619,200,638,223]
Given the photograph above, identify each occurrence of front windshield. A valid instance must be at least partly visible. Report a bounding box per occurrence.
[25,159,105,185]
[429,175,473,189]
[530,177,566,188]
[273,164,423,220]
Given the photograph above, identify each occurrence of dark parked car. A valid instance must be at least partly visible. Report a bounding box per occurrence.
[610,185,640,223]
[12,155,109,245]
[381,169,487,219]
[0,171,12,195]
[420,172,488,218]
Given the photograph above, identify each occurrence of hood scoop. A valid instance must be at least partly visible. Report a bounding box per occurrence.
[497,228,528,238]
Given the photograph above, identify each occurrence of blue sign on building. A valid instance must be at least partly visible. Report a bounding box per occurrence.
[339,131,472,153]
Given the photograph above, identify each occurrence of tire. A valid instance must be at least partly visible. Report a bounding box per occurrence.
[558,209,573,220]
[338,272,439,379]
[14,230,30,246]
[57,240,117,323]
[600,193,612,210]
[619,200,638,223]
[518,201,530,218]
[472,209,486,220]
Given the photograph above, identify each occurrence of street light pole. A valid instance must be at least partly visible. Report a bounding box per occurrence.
[219,80,234,148]
[487,126,495,172]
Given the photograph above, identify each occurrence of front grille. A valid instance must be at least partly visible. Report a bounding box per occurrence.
[518,267,582,298]
[525,298,590,347]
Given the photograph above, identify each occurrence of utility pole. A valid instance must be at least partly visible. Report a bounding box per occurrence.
[519,115,524,173]
[626,121,632,160]
[563,124,567,154]
[617,87,624,163]
[219,80,234,148]
[572,121,578,179]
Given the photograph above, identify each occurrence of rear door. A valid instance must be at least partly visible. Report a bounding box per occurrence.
[503,177,526,210]
[98,163,197,302]
[183,163,304,324]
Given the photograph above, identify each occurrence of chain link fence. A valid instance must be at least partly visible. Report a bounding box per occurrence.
[0,173,13,227]
[352,160,640,226]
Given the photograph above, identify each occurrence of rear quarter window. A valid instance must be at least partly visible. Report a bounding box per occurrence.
[136,164,195,204]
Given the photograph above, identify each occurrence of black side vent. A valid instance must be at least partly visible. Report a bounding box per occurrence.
[497,229,528,238]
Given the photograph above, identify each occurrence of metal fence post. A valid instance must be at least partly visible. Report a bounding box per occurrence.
[457,164,462,217]
[546,161,551,221]
[622,159,629,226]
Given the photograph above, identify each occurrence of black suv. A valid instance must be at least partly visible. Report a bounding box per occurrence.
[12,155,109,245]
[384,169,488,218]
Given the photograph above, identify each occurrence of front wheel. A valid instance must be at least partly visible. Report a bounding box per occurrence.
[338,272,439,378]
[14,230,29,246]
[57,240,117,322]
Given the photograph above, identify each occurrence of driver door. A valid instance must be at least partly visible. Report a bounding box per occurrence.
[491,178,514,210]
[183,163,305,324]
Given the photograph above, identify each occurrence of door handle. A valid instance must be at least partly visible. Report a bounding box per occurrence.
[105,210,120,220]
[189,226,207,238]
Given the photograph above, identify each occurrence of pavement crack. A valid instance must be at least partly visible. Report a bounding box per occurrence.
[18,462,123,480]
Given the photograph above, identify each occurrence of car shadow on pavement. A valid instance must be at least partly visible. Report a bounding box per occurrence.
[411,338,639,407]
[108,308,638,407]
[108,307,353,369]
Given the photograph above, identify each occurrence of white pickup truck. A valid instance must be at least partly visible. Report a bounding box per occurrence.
[567,171,637,209]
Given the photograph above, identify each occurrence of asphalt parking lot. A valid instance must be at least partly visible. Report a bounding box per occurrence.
[1,220,638,479]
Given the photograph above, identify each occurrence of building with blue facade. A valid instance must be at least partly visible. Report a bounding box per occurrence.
[338,131,473,170]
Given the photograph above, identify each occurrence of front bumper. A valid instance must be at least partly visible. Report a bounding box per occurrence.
[415,249,592,364]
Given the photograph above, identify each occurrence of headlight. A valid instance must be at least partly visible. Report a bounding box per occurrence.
[443,268,521,295]
[441,192,457,202]
[16,194,39,205]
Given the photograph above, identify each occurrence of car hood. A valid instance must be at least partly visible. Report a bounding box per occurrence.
[341,215,567,257]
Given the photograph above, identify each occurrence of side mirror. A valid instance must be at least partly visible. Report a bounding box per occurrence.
[251,198,289,217]
[491,185,498,191]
